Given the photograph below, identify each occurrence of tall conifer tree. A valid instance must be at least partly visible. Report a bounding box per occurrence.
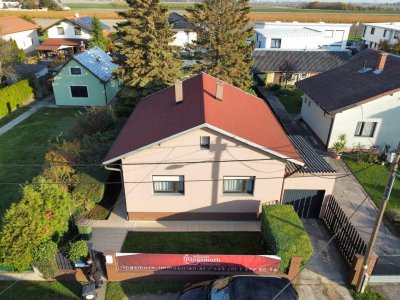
[89,16,108,50]
[116,0,182,96]
[186,0,253,90]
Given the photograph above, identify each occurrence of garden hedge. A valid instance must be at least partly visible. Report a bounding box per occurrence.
[0,80,33,117]
[261,205,313,272]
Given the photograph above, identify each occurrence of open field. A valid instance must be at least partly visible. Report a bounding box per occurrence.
[1,8,400,23]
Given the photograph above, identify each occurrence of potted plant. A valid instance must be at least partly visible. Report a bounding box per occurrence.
[331,134,347,160]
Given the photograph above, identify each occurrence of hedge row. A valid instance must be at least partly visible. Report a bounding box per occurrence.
[261,205,313,272]
[0,80,33,118]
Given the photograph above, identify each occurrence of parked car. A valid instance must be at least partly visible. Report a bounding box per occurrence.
[179,275,298,300]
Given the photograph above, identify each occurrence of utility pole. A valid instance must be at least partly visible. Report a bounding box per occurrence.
[356,142,400,293]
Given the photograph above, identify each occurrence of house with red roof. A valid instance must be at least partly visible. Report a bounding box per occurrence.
[0,16,39,52]
[103,73,336,221]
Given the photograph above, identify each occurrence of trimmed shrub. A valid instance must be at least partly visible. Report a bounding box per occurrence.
[73,173,105,204]
[71,107,117,139]
[68,240,88,264]
[261,205,313,272]
[32,241,58,279]
[0,80,33,117]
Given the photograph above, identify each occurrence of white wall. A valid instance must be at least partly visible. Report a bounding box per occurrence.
[362,25,399,49]
[47,20,91,39]
[329,92,400,150]
[170,30,196,48]
[2,29,39,52]
[254,22,351,50]
[300,94,333,145]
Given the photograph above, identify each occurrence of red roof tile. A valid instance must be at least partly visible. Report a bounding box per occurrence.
[104,73,301,164]
[0,16,38,35]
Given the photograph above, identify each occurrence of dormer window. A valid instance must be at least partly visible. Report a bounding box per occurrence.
[200,136,210,148]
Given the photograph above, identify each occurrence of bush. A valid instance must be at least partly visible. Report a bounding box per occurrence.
[73,173,105,204]
[0,80,33,117]
[68,240,88,264]
[267,83,281,91]
[71,107,117,139]
[260,205,313,272]
[32,241,58,279]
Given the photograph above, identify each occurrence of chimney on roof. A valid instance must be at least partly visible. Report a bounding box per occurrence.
[79,41,85,52]
[175,80,183,104]
[376,52,389,71]
[215,81,224,100]
[75,12,80,18]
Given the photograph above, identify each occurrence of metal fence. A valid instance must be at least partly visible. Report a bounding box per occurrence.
[323,195,367,266]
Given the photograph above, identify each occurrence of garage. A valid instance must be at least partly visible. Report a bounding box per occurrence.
[282,189,325,218]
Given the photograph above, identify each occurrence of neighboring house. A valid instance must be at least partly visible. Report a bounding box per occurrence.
[297,49,400,150]
[12,63,48,80]
[168,12,196,48]
[0,16,39,52]
[52,46,119,106]
[46,14,110,40]
[103,73,335,221]
[254,21,351,50]
[252,49,351,85]
[362,22,400,49]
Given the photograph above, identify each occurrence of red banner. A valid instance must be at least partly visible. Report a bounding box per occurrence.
[116,253,280,273]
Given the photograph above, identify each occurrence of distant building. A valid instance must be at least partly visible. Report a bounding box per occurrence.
[362,22,400,49]
[52,47,119,106]
[0,16,39,52]
[254,21,351,50]
[168,12,196,48]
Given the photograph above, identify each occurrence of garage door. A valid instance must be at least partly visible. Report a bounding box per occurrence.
[282,190,325,218]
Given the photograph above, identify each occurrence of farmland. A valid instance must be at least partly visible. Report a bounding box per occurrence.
[1,9,400,23]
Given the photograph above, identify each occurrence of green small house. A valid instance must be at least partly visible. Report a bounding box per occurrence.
[52,46,119,106]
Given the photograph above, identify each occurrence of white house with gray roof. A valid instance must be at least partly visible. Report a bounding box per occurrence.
[52,46,119,106]
[362,22,400,50]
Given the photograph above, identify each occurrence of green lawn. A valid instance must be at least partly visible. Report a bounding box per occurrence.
[0,281,83,300]
[106,281,186,300]
[0,106,31,128]
[122,232,266,254]
[343,155,400,226]
[0,108,81,219]
[275,86,303,114]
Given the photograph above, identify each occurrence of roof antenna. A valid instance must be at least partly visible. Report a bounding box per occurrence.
[362,60,366,69]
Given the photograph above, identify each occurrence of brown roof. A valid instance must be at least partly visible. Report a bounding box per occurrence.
[35,38,84,51]
[296,49,400,114]
[104,73,302,165]
[0,16,38,35]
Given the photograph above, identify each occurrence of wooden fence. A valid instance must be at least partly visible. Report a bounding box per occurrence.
[323,195,367,266]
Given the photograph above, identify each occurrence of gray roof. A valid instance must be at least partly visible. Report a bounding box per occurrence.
[296,49,400,114]
[168,12,192,30]
[73,47,118,82]
[287,135,335,174]
[252,50,351,73]
[14,64,47,74]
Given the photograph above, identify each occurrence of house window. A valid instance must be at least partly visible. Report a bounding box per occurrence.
[57,27,65,35]
[223,176,255,194]
[362,27,366,37]
[370,27,375,35]
[383,30,388,37]
[270,39,281,48]
[70,86,88,98]
[74,27,82,35]
[355,122,377,137]
[395,31,400,38]
[70,67,81,75]
[324,30,334,38]
[153,176,184,194]
[200,136,210,149]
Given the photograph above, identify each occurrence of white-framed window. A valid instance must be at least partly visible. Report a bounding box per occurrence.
[383,30,388,37]
[324,30,334,38]
[70,67,81,75]
[74,27,82,35]
[270,38,281,48]
[370,27,375,35]
[57,27,65,35]
[223,176,255,194]
[355,121,377,137]
[153,176,184,194]
[362,27,366,37]
[395,31,400,38]
[200,136,210,149]
[70,86,88,98]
